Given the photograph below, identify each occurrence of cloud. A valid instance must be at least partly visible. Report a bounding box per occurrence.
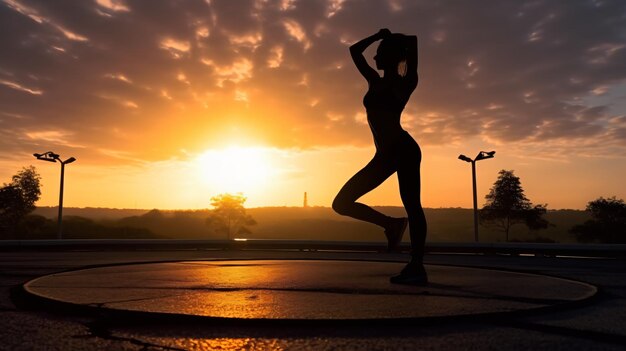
[95,0,130,13]
[282,19,311,50]
[159,37,191,58]
[2,0,88,41]
[267,45,284,68]
[26,130,85,148]
[0,79,43,95]
[202,57,254,86]
[0,0,625,166]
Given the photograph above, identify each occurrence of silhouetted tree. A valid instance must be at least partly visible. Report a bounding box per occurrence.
[0,166,42,237]
[142,209,165,220]
[15,214,55,239]
[480,170,549,241]
[206,193,256,240]
[524,204,551,231]
[570,196,626,243]
[58,215,155,239]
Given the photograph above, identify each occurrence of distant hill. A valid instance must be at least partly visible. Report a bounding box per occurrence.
[34,207,152,220]
[32,206,590,243]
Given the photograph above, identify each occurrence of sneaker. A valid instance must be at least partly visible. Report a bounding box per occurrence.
[390,263,428,286]
[384,217,408,252]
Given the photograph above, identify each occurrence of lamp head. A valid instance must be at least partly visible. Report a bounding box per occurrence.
[458,154,472,163]
[476,150,496,161]
[63,157,76,164]
[34,151,59,162]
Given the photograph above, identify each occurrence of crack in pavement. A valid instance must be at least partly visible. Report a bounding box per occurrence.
[87,294,188,307]
[31,284,571,306]
[80,320,186,351]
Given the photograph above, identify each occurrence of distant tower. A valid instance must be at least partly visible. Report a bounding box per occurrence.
[303,192,308,208]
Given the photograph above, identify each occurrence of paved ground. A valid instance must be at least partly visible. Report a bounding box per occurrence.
[24,259,594,321]
[1,249,625,350]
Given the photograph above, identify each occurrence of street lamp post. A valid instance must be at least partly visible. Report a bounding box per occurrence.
[458,151,495,242]
[33,151,76,240]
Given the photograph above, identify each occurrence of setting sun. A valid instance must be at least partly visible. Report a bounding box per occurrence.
[195,146,274,193]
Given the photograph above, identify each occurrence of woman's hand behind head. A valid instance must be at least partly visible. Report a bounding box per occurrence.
[378,28,392,39]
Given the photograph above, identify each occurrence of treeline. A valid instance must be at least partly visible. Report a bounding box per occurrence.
[32,207,149,220]
[14,214,157,239]
[15,206,594,243]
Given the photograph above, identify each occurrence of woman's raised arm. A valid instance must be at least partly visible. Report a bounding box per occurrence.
[350,29,390,82]
[404,35,418,84]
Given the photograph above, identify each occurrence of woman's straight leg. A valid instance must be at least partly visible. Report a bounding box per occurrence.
[397,145,427,262]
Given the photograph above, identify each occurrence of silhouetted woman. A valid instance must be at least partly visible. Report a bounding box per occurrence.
[333,28,427,285]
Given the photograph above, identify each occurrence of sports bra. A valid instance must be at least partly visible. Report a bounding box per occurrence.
[363,78,407,113]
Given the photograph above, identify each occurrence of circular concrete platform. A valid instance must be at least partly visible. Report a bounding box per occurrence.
[24,260,596,321]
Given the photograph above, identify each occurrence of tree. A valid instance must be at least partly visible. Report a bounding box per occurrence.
[15,214,55,239]
[524,204,550,232]
[206,193,256,239]
[570,196,626,243]
[480,170,549,241]
[0,166,42,237]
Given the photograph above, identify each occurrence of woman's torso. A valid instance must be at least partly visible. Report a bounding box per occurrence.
[363,76,416,150]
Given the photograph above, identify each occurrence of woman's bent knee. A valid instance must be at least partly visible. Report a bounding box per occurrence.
[332,196,351,215]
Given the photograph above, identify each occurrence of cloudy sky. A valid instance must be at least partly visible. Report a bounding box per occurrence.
[1,0,625,209]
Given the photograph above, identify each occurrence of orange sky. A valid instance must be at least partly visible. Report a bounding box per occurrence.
[1,0,625,210]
